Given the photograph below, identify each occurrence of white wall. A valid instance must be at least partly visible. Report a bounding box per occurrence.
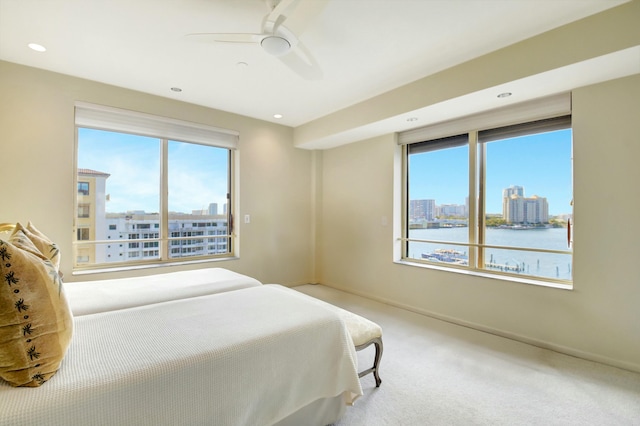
[317,74,640,372]
[0,61,315,285]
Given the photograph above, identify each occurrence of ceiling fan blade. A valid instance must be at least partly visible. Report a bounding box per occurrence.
[278,0,329,37]
[186,0,325,79]
[279,40,322,80]
[263,0,298,34]
[186,33,264,44]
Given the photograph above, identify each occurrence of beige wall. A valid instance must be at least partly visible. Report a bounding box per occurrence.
[0,60,314,285]
[318,73,640,372]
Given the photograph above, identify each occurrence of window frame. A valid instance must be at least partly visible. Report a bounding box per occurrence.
[398,95,573,288]
[77,181,90,196]
[73,103,239,273]
[77,203,90,218]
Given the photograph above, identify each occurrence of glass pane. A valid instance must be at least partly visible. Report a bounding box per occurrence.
[407,142,469,262]
[167,141,230,259]
[484,128,572,244]
[484,247,572,281]
[483,128,572,278]
[77,128,160,265]
[407,240,469,266]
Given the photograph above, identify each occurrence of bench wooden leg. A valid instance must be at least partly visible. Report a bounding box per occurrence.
[355,337,383,387]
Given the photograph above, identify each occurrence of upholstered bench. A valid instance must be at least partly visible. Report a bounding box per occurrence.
[335,308,383,387]
[268,284,384,387]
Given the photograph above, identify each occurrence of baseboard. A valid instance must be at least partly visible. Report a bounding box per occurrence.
[320,282,640,375]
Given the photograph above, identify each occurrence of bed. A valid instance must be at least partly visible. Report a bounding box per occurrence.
[0,284,362,426]
[65,268,262,316]
[0,223,363,426]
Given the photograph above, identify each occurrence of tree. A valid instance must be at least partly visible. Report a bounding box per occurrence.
[485,217,506,227]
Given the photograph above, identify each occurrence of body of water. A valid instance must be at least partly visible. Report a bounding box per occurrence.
[408,227,572,281]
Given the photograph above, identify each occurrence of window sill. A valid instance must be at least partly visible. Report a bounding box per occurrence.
[395,259,573,290]
[72,256,239,276]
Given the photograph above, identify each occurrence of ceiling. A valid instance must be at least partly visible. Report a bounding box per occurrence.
[0,0,633,146]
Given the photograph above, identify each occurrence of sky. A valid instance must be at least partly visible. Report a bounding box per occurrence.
[78,128,229,214]
[408,129,573,215]
[79,127,573,217]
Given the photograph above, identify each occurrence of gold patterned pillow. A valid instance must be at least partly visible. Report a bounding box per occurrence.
[15,222,61,271]
[0,228,73,387]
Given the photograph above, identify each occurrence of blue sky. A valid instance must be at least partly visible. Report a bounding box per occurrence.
[78,128,229,214]
[408,129,573,215]
[80,128,572,216]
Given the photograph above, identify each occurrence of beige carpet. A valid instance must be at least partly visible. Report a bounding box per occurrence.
[293,284,640,426]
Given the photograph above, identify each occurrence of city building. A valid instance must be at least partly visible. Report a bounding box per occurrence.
[503,187,549,224]
[503,185,524,198]
[76,169,110,264]
[102,213,229,263]
[437,203,467,218]
[409,199,435,222]
[76,169,228,265]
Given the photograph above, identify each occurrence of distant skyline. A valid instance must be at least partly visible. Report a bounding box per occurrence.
[78,128,229,214]
[408,129,573,215]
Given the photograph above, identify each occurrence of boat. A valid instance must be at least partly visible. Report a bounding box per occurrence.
[422,249,468,265]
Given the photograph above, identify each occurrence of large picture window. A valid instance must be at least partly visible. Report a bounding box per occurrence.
[402,95,573,285]
[74,103,238,270]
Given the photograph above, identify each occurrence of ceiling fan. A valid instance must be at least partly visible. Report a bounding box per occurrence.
[188,0,326,80]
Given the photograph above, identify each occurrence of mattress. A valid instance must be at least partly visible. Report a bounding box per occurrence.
[65,268,262,315]
[0,285,362,426]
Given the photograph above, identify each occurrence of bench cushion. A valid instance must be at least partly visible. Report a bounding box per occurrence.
[336,308,382,347]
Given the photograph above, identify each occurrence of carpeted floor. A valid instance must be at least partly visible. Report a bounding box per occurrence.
[293,284,640,426]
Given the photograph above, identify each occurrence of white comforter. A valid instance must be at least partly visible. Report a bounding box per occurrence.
[65,268,262,315]
[0,285,362,426]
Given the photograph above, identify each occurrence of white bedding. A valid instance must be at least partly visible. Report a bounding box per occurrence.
[0,285,362,426]
[65,268,262,316]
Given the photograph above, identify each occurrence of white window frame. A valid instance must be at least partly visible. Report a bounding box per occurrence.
[73,103,239,273]
[398,94,573,288]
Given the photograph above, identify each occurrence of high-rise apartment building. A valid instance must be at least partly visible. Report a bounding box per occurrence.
[503,185,524,198]
[437,204,467,218]
[410,199,436,222]
[503,186,549,224]
[76,169,110,264]
[102,213,228,262]
[76,169,228,265]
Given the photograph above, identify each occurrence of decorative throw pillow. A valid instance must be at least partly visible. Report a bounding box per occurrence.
[15,222,61,271]
[0,228,73,387]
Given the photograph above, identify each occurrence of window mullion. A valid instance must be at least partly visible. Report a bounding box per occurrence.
[468,131,478,268]
[402,145,410,259]
[160,139,169,260]
[477,133,486,268]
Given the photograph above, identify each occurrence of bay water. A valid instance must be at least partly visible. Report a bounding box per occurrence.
[408,227,572,281]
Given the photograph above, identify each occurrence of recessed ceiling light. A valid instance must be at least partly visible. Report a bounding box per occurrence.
[497,92,512,98]
[273,114,283,119]
[28,43,46,52]
[170,87,182,92]
[407,117,418,122]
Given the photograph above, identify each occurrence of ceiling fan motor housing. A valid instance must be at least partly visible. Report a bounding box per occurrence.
[261,35,291,56]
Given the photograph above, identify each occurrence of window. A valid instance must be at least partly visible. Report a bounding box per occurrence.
[74,103,238,270]
[78,204,90,218]
[78,182,90,195]
[77,228,90,241]
[401,95,573,285]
